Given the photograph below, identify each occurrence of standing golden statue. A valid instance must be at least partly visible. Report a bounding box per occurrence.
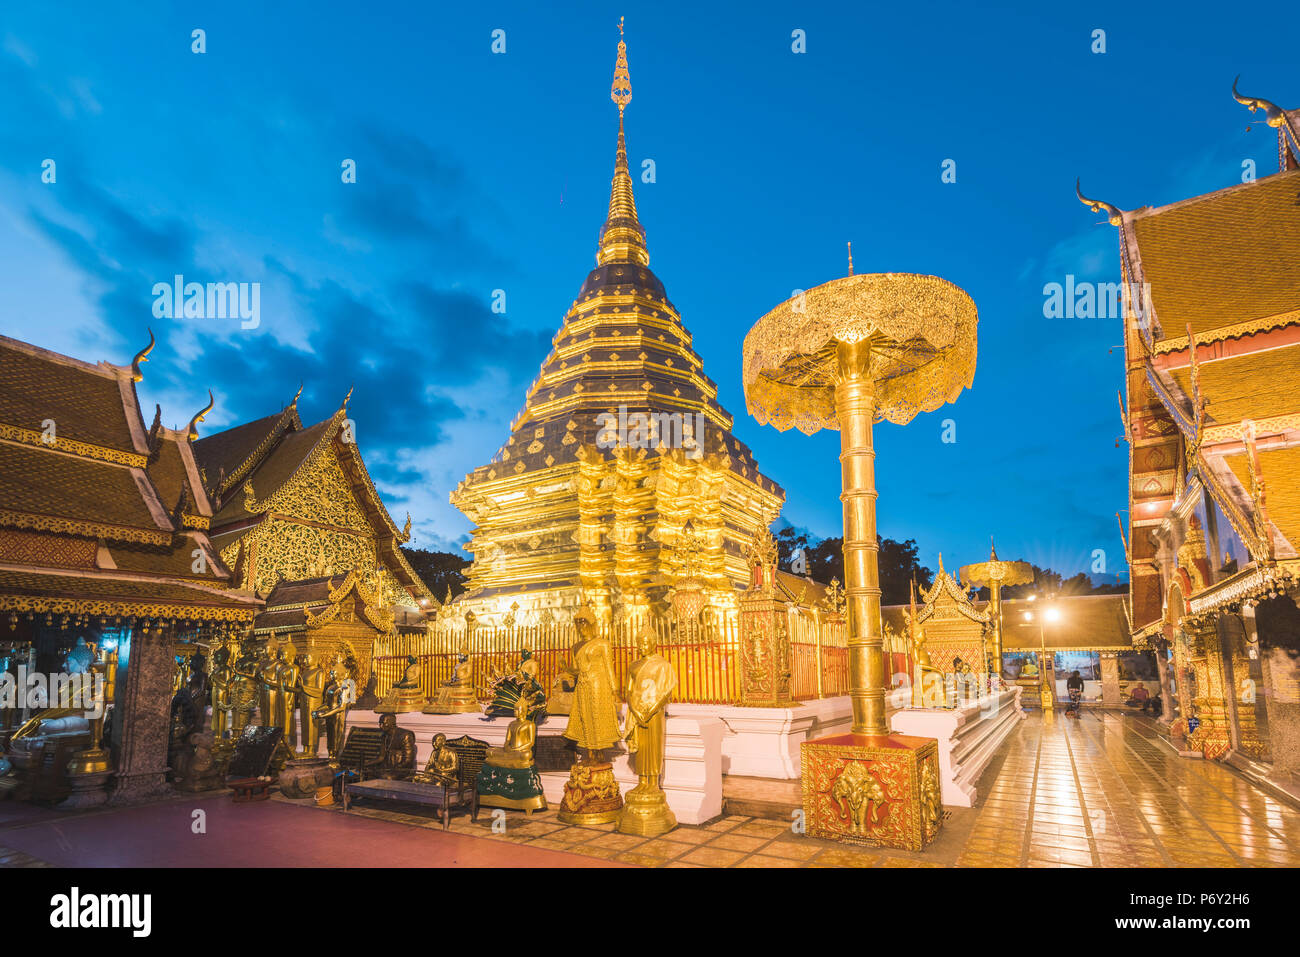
[617,624,678,836]
[314,662,354,764]
[274,646,300,747]
[295,652,326,758]
[227,637,259,736]
[208,637,233,744]
[557,603,624,824]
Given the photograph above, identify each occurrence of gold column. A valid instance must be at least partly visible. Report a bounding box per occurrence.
[834,338,885,736]
[987,583,1004,678]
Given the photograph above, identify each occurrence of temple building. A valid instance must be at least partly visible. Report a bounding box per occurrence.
[0,334,259,803]
[450,32,783,624]
[193,392,436,686]
[1080,81,1300,792]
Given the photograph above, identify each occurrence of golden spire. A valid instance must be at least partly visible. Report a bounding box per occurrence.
[846,242,854,277]
[597,19,649,268]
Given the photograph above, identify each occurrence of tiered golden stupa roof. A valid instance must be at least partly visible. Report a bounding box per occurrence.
[452,26,784,622]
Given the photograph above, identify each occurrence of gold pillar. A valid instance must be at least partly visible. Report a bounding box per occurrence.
[987,583,1004,678]
[834,338,886,737]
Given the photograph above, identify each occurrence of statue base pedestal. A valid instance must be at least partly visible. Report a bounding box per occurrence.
[67,747,112,776]
[59,769,113,809]
[422,687,481,715]
[617,781,677,837]
[376,691,428,715]
[557,761,623,825]
[801,732,942,852]
[477,763,547,813]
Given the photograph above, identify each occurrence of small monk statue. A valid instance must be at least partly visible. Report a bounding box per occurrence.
[364,713,416,780]
[414,733,459,786]
[477,694,546,812]
[617,624,677,836]
[377,655,426,714]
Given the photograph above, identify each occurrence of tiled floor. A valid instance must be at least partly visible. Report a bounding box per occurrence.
[3,708,1298,867]
[335,709,1300,868]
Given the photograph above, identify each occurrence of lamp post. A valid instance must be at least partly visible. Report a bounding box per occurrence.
[1022,596,1061,710]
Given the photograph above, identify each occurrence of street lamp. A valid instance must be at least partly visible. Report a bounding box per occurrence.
[1022,596,1061,710]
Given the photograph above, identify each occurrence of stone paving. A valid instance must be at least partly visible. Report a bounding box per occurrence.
[3,708,1298,868]
[336,709,1300,868]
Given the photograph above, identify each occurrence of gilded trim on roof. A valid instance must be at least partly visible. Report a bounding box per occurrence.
[0,424,149,468]
[0,509,172,546]
[1152,309,1300,355]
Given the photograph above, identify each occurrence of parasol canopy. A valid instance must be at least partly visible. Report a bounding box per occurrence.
[742,273,978,435]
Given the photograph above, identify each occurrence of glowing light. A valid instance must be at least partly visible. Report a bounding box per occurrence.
[1045,607,1061,623]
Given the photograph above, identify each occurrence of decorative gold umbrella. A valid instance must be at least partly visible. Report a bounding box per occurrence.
[960,543,1034,678]
[743,271,977,737]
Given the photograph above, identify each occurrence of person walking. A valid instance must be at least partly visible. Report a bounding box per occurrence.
[1065,670,1084,718]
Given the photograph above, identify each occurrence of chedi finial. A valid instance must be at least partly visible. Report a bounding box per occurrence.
[1076,178,1125,227]
[611,18,632,113]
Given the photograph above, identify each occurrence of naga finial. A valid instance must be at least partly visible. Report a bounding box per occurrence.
[131,328,155,382]
[186,389,215,442]
[291,382,303,407]
[1232,75,1286,128]
[341,383,354,409]
[402,512,412,539]
[611,18,632,113]
[1075,178,1125,227]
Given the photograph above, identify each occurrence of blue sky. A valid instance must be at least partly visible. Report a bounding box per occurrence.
[1,1,1295,577]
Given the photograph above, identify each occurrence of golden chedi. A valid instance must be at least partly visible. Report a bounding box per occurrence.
[448,21,783,626]
[617,623,678,836]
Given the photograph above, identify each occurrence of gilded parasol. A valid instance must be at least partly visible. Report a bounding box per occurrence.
[742,270,978,736]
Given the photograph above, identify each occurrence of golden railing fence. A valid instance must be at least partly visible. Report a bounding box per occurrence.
[373,608,852,707]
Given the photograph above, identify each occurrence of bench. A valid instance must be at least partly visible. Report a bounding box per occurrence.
[343,735,488,829]
[227,777,273,802]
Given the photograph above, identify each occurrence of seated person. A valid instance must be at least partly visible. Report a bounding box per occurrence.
[413,733,459,787]
[363,713,416,780]
[1143,692,1162,715]
[1125,685,1150,708]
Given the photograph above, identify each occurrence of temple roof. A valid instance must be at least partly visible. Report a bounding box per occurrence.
[192,401,302,498]
[1128,168,1300,342]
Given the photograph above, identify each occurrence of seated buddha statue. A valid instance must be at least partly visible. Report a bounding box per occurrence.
[912,638,945,708]
[413,732,459,787]
[376,655,426,714]
[423,652,480,714]
[476,694,546,813]
[484,649,547,723]
[1019,656,1040,678]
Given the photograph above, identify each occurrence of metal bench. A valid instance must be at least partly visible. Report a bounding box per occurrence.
[343,735,488,829]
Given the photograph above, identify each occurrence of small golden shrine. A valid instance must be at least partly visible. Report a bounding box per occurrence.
[449,23,783,627]
[909,556,990,677]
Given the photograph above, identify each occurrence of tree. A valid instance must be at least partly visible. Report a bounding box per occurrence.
[775,529,932,606]
[401,547,470,600]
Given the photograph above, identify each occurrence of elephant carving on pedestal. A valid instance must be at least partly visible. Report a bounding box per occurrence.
[830,761,889,835]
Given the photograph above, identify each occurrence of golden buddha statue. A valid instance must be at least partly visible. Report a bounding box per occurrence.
[227,638,259,736]
[377,655,427,714]
[562,605,621,758]
[557,603,623,824]
[274,647,300,745]
[414,732,459,786]
[618,624,677,836]
[477,694,547,812]
[255,643,278,728]
[208,638,233,744]
[295,653,326,758]
[1019,655,1039,678]
[313,664,354,764]
[423,641,479,714]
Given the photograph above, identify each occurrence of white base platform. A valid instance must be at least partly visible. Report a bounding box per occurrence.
[345,708,724,825]
[672,689,913,780]
[888,686,1025,807]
